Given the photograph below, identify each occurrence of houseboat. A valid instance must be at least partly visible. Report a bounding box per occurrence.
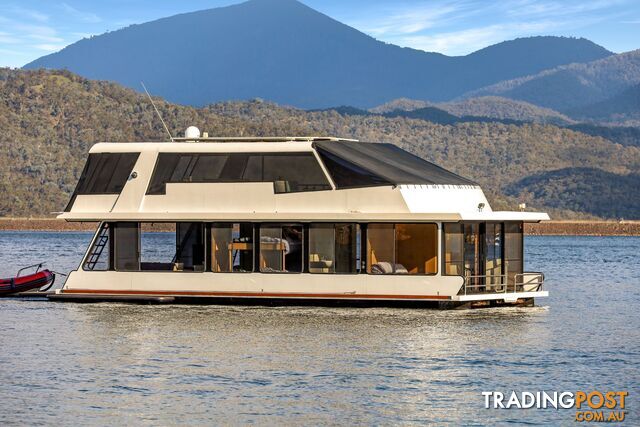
[51,131,549,308]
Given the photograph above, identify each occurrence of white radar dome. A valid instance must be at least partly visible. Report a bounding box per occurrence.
[185,126,201,139]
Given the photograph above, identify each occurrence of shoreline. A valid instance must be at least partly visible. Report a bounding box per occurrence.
[1,218,639,236]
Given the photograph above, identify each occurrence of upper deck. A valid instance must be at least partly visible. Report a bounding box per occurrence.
[58,136,549,222]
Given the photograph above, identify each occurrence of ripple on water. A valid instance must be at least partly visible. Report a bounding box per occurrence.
[0,233,639,424]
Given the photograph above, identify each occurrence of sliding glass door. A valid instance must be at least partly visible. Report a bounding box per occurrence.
[444,221,523,292]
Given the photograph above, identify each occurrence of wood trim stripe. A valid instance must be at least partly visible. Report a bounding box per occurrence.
[60,289,451,300]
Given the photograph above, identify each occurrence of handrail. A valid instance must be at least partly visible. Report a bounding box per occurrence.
[514,272,545,292]
[16,263,42,277]
[461,272,544,295]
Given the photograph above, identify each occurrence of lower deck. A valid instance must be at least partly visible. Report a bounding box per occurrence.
[57,220,547,307]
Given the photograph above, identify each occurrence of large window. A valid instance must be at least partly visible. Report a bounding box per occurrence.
[65,153,139,211]
[114,222,140,271]
[443,221,523,286]
[146,153,331,194]
[504,222,523,286]
[140,223,176,271]
[84,222,206,272]
[211,223,254,272]
[74,153,139,194]
[367,223,437,275]
[175,223,205,271]
[316,148,390,189]
[83,223,111,271]
[443,223,463,276]
[308,224,359,274]
[485,223,503,285]
[260,224,303,273]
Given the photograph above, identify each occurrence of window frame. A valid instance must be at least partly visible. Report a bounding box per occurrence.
[173,222,207,273]
[307,223,361,275]
[441,221,525,279]
[504,221,524,284]
[365,222,439,276]
[258,223,305,274]
[315,148,392,190]
[442,222,464,277]
[74,153,140,196]
[145,152,333,195]
[82,222,212,273]
[65,152,140,212]
[209,222,255,273]
[82,222,113,272]
[113,222,141,272]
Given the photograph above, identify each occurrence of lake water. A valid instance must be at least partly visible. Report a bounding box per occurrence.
[0,232,638,425]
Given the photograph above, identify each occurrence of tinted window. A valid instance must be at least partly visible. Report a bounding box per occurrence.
[504,222,523,286]
[74,153,139,194]
[65,153,139,211]
[146,153,331,194]
[308,223,359,274]
[114,222,139,271]
[263,154,331,193]
[316,148,390,189]
[175,223,205,271]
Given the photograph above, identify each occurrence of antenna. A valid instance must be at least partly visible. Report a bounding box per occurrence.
[141,81,174,142]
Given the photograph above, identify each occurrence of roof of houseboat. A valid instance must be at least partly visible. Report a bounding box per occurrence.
[313,141,476,187]
[57,136,549,222]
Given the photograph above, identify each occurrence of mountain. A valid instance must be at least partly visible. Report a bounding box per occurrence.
[2,68,640,219]
[465,50,640,113]
[567,83,640,126]
[24,0,612,108]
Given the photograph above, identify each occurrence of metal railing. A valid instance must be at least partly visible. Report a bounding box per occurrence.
[16,263,43,277]
[460,272,544,295]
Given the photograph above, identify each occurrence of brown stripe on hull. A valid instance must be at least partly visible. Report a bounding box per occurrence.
[60,289,451,300]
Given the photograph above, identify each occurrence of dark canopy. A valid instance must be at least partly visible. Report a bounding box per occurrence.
[313,141,476,189]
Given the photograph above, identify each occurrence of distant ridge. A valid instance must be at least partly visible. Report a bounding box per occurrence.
[371,96,574,125]
[568,83,640,126]
[437,96,574,125]
[465,50,640,113]
[24,0,612,108]
[370,98,430,114]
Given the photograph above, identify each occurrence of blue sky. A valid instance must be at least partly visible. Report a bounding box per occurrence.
[1,0,638,67]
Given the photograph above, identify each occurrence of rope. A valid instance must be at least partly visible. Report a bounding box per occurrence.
[38,275,56,292]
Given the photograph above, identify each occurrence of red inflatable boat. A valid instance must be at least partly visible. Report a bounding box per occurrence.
[0,268,55,296]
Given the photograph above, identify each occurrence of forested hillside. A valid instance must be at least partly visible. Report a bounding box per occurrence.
[466,50,640,113]
[2,68,639,218]
[372,96,573,125]
[568,84,640,126]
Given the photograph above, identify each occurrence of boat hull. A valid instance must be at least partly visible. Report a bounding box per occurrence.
[0,270,54,295]
[51,269,545,308]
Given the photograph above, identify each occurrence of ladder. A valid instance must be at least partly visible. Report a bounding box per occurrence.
[84,224,110,270]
